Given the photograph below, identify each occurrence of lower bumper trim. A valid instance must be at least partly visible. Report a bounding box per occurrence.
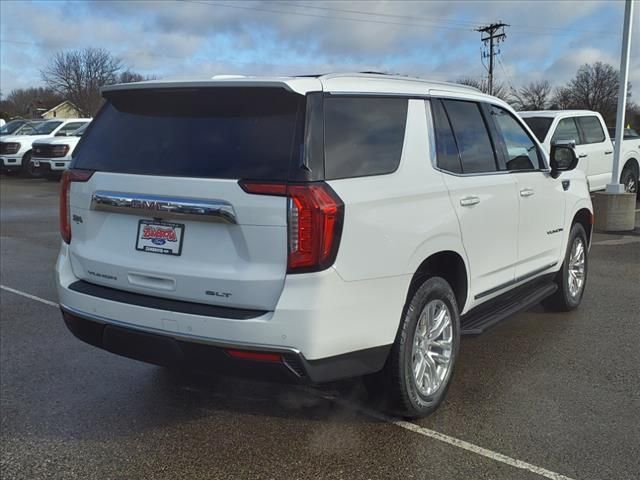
[61,307,391,384]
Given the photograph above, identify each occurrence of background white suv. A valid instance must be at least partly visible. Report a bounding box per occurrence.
[56,74,592,417]
[0,118,91,177]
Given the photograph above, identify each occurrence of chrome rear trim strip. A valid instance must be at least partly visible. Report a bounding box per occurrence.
[90,190,237,224]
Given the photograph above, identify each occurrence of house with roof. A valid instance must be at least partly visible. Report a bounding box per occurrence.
[37,100,82,119]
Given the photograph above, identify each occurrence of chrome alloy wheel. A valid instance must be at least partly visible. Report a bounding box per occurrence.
[568,237,586,298]
[623,174,637,193]
[412,299,453,397]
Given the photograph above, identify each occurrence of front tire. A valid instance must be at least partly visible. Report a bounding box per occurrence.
[20,151,38,178]
[368,277,460,418]
[543,223,588,312]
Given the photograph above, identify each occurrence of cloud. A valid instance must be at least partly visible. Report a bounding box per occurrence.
[0,0,638,101]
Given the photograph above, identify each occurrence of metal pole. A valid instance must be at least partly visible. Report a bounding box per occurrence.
[606,0,634,194]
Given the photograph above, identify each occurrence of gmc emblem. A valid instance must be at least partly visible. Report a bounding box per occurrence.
[131,199,174,211]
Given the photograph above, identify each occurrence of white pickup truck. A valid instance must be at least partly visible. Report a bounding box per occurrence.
[520,110,639,193]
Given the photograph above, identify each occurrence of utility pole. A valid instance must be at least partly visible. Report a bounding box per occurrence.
[607,0,634,194]
[590,0,635,232]
[476,22,508,95]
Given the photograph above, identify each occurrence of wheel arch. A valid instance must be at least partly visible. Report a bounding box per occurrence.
[622,157,639,173]
[407,251,468,313]
[572,208,593,246]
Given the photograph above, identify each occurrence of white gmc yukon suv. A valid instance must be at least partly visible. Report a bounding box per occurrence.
[56,74,593,417]
[520,110,639,193]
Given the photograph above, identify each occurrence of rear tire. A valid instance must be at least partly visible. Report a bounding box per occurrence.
[543,223,588,312]
[620,163,638,195]
[366,277,460,418]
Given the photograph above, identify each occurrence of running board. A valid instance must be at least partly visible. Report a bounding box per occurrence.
[461,281,557,335]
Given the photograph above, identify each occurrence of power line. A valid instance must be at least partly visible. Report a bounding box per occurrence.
[476,22,508,96]
[179,0,482,32]
[268,0,621,37]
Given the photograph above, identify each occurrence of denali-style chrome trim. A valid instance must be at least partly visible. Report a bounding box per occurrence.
[90,191,237,224]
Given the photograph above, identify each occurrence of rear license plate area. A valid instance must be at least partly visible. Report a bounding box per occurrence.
[136,219,184,256]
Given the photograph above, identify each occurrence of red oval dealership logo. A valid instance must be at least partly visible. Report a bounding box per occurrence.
[142,226,177,242]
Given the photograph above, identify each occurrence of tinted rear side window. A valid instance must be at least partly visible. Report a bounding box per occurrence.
[72,88,304,180]
[577,116,605,144]
[431,100,462,173]
[442,100,497,173]
[522,117,553,142]
[324,97,408,179]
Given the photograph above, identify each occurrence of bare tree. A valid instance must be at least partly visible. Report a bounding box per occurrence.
[510,80,551,111]
[41,48,122,116]
[549,86,575,110]
[118,70,156,84]
[0,87,64,118]
[455,77,510,101]
[563,62,627,124]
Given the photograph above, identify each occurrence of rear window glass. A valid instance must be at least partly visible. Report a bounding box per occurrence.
[522,117,553,142]
[324,97,408,179]
[72,88,305,180]
[577,116,605,144]
[442,100,497,173]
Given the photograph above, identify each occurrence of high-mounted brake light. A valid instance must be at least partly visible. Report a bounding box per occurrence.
[60,169,93,244]
[239,181,344,273]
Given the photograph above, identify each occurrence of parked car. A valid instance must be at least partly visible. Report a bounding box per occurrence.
[0,119,43,136]
[0,118,91,177]
[57,73,592,418]
[520,110,639,193]
[31,123,90,180]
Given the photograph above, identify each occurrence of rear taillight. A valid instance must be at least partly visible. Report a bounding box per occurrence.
[240,181,344,273]
[60,169,93,244]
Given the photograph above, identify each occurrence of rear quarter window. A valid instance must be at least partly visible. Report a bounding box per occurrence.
[323,97,408,179]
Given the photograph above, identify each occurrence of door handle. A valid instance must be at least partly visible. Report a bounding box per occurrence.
[604,151,613,155]
[520,188,535,197]
[460,196,480,207]
[578,154,588,158]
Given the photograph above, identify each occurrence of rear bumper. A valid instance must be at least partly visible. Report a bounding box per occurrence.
[56,243,411,366]
[61,305,390,384]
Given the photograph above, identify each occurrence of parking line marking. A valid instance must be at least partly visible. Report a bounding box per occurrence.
[1,284,575,480]
[311,393,576,480]
[0,285,58,307]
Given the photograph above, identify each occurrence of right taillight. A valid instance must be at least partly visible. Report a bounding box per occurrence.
[60,169,93,244]
[239,181,344,273]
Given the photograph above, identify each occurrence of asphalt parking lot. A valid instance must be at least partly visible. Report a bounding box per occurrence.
[1,175,639,480]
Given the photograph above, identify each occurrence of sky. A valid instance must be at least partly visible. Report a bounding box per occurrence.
[1,0,639,101]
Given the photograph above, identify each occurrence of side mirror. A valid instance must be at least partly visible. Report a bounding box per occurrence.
[549,144,578,179]
[55,132,68,137]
